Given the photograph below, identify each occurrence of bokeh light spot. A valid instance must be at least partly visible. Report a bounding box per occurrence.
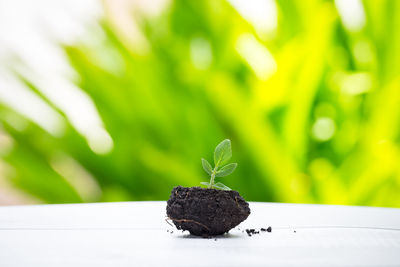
[312,117,336,141]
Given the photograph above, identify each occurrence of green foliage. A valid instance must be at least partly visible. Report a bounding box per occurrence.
[214,139,232,167]
[201,139,237,190]
[216,163,237,178]
[200,181,231,191]
[1,0,400,206]
[201,158,213,176]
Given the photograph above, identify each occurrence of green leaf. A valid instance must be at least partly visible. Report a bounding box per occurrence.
[213,182,231,190]
[201,158,213,175]
[215,163,237,177]
[200,181,210,187]
[214,139,232,167]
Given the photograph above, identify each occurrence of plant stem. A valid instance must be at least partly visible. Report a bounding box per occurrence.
[209,168,216,189]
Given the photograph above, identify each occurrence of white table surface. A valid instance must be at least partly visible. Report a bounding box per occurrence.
[0,201,399,267]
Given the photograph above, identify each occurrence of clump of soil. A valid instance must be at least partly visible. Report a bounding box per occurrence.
[166,186,250,236]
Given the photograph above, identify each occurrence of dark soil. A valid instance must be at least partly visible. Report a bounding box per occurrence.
[166,186,250,236]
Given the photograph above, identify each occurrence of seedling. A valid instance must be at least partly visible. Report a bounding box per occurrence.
[200,139,237,190]
[167,138,250,236]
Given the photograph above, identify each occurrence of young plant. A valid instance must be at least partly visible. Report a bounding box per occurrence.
[201,139,237,190]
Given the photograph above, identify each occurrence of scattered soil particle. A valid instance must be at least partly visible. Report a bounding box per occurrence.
[246,227,272,236]
[245,228,261,236]
[166,186,250,237]
[245,229,253,236]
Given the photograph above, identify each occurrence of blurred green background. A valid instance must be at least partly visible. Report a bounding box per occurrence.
[0,0,399,207]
